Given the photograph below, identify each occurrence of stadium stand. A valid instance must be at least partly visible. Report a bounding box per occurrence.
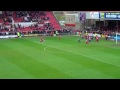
[0,11,62,35]
[46,11,61,30]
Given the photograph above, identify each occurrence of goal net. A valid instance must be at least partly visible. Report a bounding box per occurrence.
[113,33,120,44]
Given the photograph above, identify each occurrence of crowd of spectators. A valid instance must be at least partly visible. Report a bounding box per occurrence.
[0,11,13,25]
[2,11,120,36]
[14,11,49,22]
[0,11,58,35]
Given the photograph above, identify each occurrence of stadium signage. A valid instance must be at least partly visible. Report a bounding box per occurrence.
[104,12,120,19]
[15,22,37,27]
[0,35,18,38]
[90,12,99,19]
[99,12,120,19]
[99,12,105,19]
[23,34,41,37]
[86,12,100,19]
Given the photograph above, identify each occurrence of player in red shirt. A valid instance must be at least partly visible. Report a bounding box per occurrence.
[105,34,108,40]
[40,36,44,43]
[96,35,99,42]
[50,31,53,37]
[86,39,89,44]
[58,35,62,40]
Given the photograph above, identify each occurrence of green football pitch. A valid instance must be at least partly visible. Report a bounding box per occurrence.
[0,35,120,79]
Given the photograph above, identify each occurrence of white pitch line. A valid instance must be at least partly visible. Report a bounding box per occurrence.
[34,41,120,67]
[44,47,68,54]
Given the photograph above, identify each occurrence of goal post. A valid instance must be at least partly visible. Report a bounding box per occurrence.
[116,32,117,44]
[115,32,120,45]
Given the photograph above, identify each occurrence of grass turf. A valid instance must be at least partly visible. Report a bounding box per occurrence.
[0,35,120,79]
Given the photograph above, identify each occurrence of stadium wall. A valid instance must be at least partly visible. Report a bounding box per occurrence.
[14,22,38,27]
[0,35,18,39]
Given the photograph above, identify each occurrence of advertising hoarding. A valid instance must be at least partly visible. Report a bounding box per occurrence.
[86,12,99,19]
[104,12,120,19]
[79,12,86,22]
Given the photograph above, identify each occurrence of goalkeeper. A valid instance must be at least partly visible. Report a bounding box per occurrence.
[17,32,20,38]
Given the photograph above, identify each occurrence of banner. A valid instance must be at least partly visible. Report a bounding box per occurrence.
[79,12,86,22]
[23,34,40,37]
[99,12,120,20]
[99,12,105,19]
[104,12,120,20]
[0,35,18,39]
[15,22,38,27]
[86,12,100,19]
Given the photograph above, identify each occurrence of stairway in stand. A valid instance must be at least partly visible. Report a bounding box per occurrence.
[46,11,61,30]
